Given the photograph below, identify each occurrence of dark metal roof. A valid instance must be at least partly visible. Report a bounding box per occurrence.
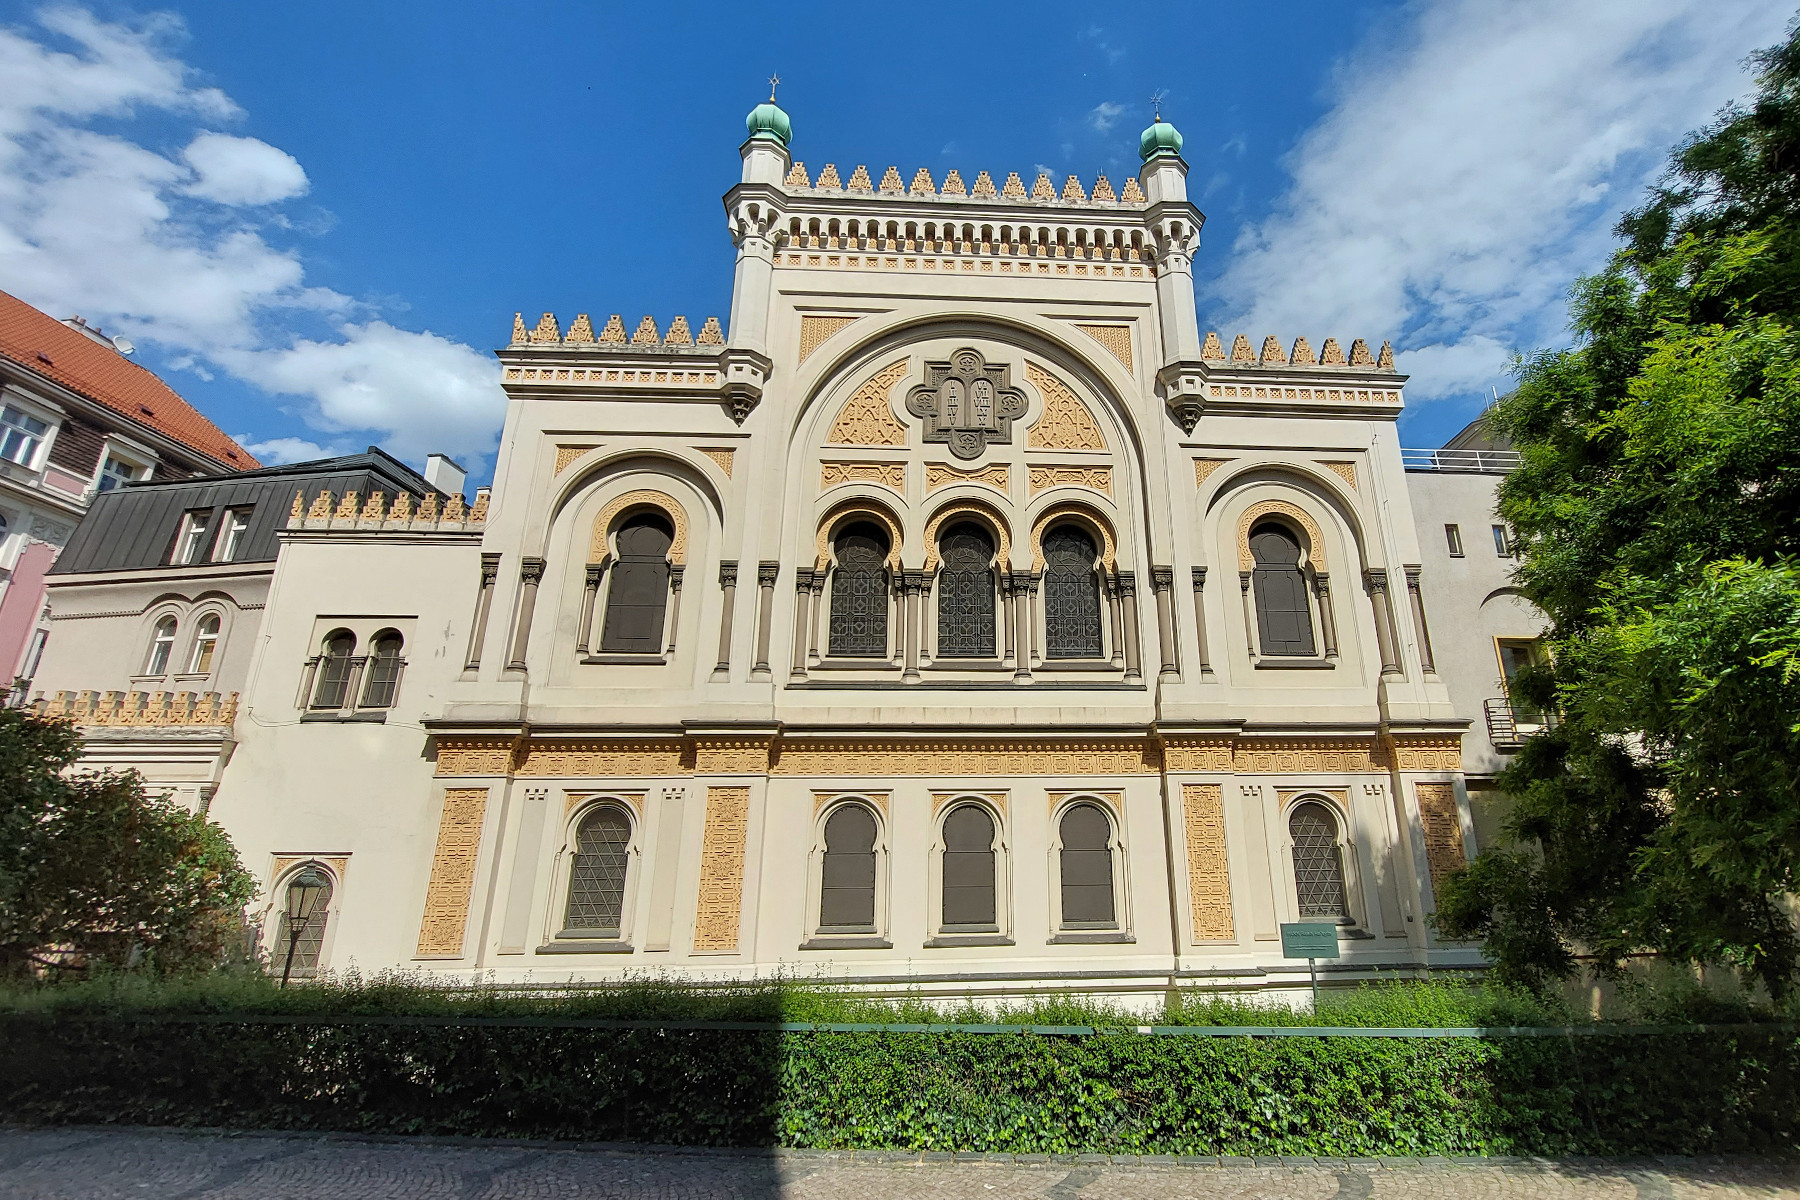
[50,448,442,575]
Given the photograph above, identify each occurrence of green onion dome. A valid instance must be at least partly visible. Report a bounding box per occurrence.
[1139,117,1184,163]
[745,101,792,147]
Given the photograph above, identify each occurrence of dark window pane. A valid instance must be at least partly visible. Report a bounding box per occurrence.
[359,633,404,708]
[565,807,631,935]
[276,878,333,974]
[600,514,673,653]
[941,805,996,927]
[1251,526,1316,656]
[820,804,877,928]
[1290,802,1348,919]
[1043,525,1103,658]
[312,632,356,709]
[1059,804,1115,925]
[828,523,889,657]
[936,522,995,657]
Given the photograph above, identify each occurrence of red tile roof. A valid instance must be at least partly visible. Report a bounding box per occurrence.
[0,289,256,470]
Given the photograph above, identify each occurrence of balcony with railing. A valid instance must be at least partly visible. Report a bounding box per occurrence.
[1401,447,1522,473]
[1485,697,1551,750]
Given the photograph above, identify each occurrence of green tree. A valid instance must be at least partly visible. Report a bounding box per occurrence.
[1436,21,1800,995]
[0,708,256,977]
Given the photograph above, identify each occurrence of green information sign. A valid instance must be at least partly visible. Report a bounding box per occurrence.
[1280,922,1341,959]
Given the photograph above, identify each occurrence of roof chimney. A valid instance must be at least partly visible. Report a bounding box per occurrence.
[423,453,467,497]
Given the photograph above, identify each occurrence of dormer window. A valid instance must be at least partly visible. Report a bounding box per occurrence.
[98,454,144,492]
[173,510,214,565]
[213,508,251,561]
[0,405,48,467]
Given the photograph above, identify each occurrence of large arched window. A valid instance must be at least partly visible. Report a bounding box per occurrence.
[1251,523,1316,656]
[936,522,996,658]
[1059,803,1116,927]
[144,615,177,675]
[941,804,997,929]
[828,522,889,658]
[359,630,405,708]
[311,630,357,709]
[600,512,674,654]
[819,803,878,930]
[187,613,221,674]
[1290,801,1349,921]
[564,806,632,937]
[1043,524,1103,658]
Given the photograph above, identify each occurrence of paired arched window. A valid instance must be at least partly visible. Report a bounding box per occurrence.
[936,522,996,658]
[600,512,673,654]
[187,614,220,674]
[819,803,878,930]
[941,804,997,929]
[277,870,333,975]
[1290,801,1349,921]
[359,630,405,708]
[144,615,177,675]
[1250,523,1316,656]
[311,630,357,709]
[828,522,889,658]
[1058,803,1116,927]
[564,806,632,937]
[1042,524,1103,658]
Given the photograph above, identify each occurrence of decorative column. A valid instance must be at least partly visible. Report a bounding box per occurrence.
[1013,575,1033,682]
[1190,566,1212,674]
[1364,569,1403,676]
[917,575,935,668]
[1107,575,1125,668]
[712,562,738,679]
[902,571,924,682]
[1151,566,1178,678]
[790,568,814,680]
[1240,572,1259,658]
[1405,567,1437,673]
[665,564,685,653]
[575,559,608,654]
[1314,572,1339,660]
[752,561,779,676]
[464,553,500,670]
[1118,570,1142,682]
[505,557,545,672]
[999,572,1016,666]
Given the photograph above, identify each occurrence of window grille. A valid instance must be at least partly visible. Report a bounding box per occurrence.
[941,805,996,928]
[1290,802,1349,920]
[311,631,356,709]
[0,405,47,467]
[935,522,996,657]
[820,804,878,929]
[359,631,404,708]
[599,514,673,654]
[1250,524,1316,656]
[564,807,631,936]
[145,616,177,675]
[188,614,220,674]
[1042,525,1103,658]
[276,875,333,974]
[1058,803,1115,925]
[827,523,889,657]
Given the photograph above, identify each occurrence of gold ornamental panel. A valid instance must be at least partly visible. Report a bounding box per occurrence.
[826,359,910,447]
[1386,734,1464,771]
[1182,784,1235,942]
[1231,738,1387,774]
[591,490,690,565]
[435,737,516,777]
[692,786,751,952]
[772,739,1160,777]
[1416,782,1466,903]
[415,788,490,958]
[1024,363,1106,451]
[1236,500,1328,572]
[1160,737,1235,772]
[515,740,688,778]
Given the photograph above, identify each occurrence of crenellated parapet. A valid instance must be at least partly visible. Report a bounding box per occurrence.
[1163,332,1405,428]
[782,163,1144,209]
[509,312,726,351]
[37,689,239,727]
[285,487,487,533]
[1202,332,1396,370]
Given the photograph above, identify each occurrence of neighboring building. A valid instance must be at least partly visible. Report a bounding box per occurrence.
[30,449,466,812]
[105,104,1546,998]
[0,289,254,694]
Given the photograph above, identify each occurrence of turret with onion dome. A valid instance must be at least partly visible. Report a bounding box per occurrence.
[745,83,791,147]
[1139,115,1184,163]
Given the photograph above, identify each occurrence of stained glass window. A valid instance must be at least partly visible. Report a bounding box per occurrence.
[1290,802,1348,920]
[565,807,631,936]
[828,522,889,657]
[936,522,996,658]
[1043,525,1103,658]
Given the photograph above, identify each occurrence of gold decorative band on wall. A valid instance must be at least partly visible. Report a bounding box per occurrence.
[773,739,1161,777]
[1182,783,1235,941]
[517,740,688,777]
[925,462,1009,494]
[820,461,907,493]
[1415,782,1466,905]
[1028,465,1113,497]
[691,786,751,952]
[415,787,490,958]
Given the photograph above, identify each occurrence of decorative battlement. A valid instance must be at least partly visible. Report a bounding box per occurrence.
[1201,332,1398,372]
[285,487,488,532]
[509,312,725,351]
[782,163,1145,209]
[37,689,239,727]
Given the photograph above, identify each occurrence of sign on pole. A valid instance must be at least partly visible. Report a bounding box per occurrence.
[1280,922,1341,1008]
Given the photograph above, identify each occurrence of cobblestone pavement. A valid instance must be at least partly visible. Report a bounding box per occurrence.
[2,1127,1798,1199]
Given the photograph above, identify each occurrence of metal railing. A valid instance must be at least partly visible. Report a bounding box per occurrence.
[1401,448,1521,473]
[1486,697,1552,750]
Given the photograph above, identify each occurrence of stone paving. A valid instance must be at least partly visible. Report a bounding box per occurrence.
[1,1127,1798,1199]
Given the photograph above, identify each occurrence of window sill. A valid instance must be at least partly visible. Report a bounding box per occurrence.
[537,940,634,954]
[1048,931,1136,945]
[300,710,389,723]
[582,654,668,665]
[925,933,1014,948]
[1034,659,1118,672]
[798,936,892,950]
[812,658,901,671]
[923,659,1009,672]
[1253,658,1336,670]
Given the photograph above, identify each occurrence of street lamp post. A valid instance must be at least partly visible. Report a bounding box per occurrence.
[279,865,330,989]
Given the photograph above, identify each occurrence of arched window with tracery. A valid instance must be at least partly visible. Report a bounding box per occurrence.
[1251,523,1316,656]
[359,630,405,708]
[1042,524,1103,658]
[600,512,673,654]
[936,522,996,658]
[828,521,889,658]
[564,806,632,937]
[1059,803,1116,927]
[1290,801,1349,921]
[819,803,878,930]
[310,630,356,709]
[941,804,997,929]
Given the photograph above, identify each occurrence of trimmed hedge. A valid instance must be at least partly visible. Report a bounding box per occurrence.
[2,1014,1797,1155]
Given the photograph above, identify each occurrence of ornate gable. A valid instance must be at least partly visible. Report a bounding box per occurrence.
[905,348,1028,461]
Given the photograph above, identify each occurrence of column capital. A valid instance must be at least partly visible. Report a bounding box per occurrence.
[718,561,739,588]
[1191,565,1208,591]
[757,561,780,588]
[519,556,545,585]
[1151,565,1175,593]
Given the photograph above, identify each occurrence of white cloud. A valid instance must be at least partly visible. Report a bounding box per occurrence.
[1087,102,1126,133]
[234,434,338,465]
[1210,0,1792,413]
[0,7,504,466]
[183,132,306,205]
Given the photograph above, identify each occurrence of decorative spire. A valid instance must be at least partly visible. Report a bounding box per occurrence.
[1259,336,1287,365]
[941,169,967,197]
[664,315,694,347]
[510,312,527,346]
[697,316,725,346]
[1349,338,1375,366]
[784,161,810,188]
[878,166,904,194]
[1319,338,1347,365]
[816,163,842,189]
[631,316,661,347]
[908,167,936,196]
[847,165,872,192]
[1201,332,1225,362]
[529,313,560,344]
[598,314,627,344]
[1091,174,1117,203]
[1230,334,1256,364]
[972,170,997,199]
[1061,175,1087,203]
[1031,172,1056,201]
[1377,340,1395,369]
[1001,172,1027,200]
[1121,177,1145,204]
[564,313,595,345]
[1290,336,1316,365]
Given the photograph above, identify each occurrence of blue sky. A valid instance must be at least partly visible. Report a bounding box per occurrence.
[0,0,1789,480]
